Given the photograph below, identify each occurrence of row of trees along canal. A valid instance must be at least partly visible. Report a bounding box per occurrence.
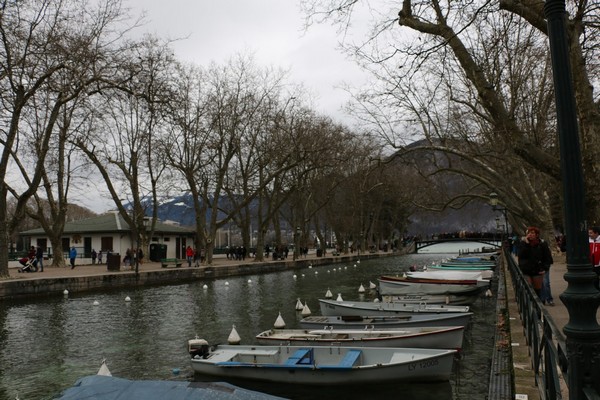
[2,0,599,276]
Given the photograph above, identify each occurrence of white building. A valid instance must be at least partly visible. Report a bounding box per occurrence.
[20,211,195,261]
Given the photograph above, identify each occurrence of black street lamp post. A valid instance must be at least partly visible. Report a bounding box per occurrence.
[489,192,509,239]
[545,0,600,397]
[358,231,363,260]
[293,226,301,261]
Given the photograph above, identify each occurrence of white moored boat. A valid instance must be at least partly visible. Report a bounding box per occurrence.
[378,276,486,296]
[319,298,470,317]
[299,312,473,329]
[255,326,465,350]
[188,340,458,384]
[379,293,478,305]
[406,270,491,284]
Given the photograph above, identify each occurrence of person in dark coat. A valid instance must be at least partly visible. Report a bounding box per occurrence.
[518,226,553,300]
[36,246,44,272]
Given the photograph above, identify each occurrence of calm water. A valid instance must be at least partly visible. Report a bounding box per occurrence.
[0,244,498,400]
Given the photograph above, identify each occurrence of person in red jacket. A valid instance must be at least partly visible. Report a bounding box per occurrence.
[589,226,600,289]
[186,245,194,267]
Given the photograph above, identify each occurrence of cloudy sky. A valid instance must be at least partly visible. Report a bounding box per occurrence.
[127,0,370,123]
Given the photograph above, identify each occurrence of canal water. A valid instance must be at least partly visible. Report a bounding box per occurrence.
[0,243,498,400]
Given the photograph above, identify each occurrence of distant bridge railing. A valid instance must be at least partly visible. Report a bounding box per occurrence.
[414,237,502,253]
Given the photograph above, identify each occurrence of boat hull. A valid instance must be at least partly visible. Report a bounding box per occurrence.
[378,277,485,296]
[318,299,469,317]
[380,293,478,305]
[299,312,473,329]
[255,326,465,350]
[190,345,457,384]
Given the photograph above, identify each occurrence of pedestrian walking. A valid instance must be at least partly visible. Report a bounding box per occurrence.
[69,246,77,269]
[518,226,553,302]
[36,246,44,272]
[186,246,194,267]
[91,249,97,265]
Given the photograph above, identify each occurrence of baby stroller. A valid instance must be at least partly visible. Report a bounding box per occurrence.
[18,257,38,273]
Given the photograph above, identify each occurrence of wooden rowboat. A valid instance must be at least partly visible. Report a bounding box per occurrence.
[299,312,473,329]
[189,341,458,384]
[318,298,470,317]
[255,326,465,350]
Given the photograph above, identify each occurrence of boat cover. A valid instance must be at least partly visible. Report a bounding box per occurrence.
[54,375,286,400]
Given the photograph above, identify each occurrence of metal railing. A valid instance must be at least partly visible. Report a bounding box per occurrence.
[505,247,567,399]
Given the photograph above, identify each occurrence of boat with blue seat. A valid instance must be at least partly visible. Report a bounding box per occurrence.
[188,339,457,384]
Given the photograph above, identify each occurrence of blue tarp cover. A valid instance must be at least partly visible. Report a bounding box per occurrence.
[54,375,286,400]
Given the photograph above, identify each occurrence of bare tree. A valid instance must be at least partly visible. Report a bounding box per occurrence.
[301,0,599,230]
[0,0,134,276]
[74,37,176,258]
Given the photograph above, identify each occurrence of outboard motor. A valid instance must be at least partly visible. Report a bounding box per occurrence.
[188,338,210,359]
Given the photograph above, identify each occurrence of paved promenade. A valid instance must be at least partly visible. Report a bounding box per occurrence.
[6,251,334,279]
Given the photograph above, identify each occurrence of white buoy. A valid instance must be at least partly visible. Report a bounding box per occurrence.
[325,289,333,299]
[203,284,208,289]
[125,296,131,302]
[308,265,312,269]
[344,266,348,270]
[247,279,252,283]
[336,293,343,302]
[357,260,361,264]
[63,289,69,296]
[97,359,112,376]
[358,284,365,293]
[314,271,318,275]
[332,268,336,272]
[301,302,312,317]
[93,300,99,306]
[295,298,304,310]
[274,312,286,328]
[225,281,229,286]
[228,325,241,345]
[293,274,297,279]
[485,289,493,297]
[327,270,330,273]
[374,298,380,303]
[369,281,376,289]
[353,264,357,268]
[301,274,305,277]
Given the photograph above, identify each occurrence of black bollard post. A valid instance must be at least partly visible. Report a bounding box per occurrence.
[544,0,600,398]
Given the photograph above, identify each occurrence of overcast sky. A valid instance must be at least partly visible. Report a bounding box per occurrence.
[126,0,370,123]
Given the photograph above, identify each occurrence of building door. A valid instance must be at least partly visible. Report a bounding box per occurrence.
[176,237,182,259]
[84,237,92,258]
[62,237,70,258]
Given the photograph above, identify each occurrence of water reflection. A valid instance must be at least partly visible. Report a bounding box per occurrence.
[0,251,496,400]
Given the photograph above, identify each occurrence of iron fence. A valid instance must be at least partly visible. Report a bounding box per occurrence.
[505,247,567,399]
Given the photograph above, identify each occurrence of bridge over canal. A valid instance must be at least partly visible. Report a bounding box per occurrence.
[413,237,502,253]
